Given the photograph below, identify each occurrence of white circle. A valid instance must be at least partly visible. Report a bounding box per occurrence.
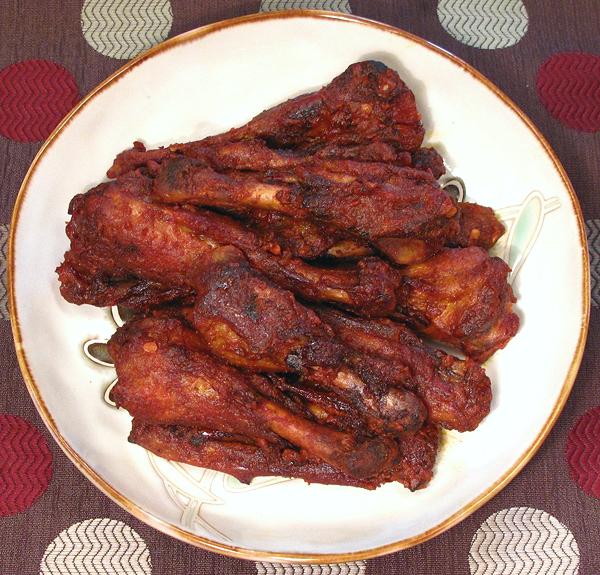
[437,0,528,49]
[469,507,580,575]
[40,518,152,574]
[81,0,173,60]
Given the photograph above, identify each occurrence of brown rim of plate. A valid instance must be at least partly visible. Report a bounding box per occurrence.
[8,9,591,564]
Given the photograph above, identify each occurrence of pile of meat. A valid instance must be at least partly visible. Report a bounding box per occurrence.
[57,61,519,490]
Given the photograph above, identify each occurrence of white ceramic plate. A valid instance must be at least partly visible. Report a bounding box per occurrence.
[10,11,589,562]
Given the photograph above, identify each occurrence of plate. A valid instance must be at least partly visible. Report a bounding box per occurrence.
[9,10,589,562]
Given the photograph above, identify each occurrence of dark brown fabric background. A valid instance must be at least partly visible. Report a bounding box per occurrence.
[1,1,598,573]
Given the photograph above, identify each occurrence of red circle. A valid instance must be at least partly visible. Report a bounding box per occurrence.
[566,406,600,499]
[0,415,53,515]
[0,60,79,142]
[537,52,600,132]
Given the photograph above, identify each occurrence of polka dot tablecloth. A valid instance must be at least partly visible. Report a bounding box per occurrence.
[0,1,599,574]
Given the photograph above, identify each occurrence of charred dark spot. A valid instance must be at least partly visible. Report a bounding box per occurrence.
[189,433,206,447]
[244,292,259,321]
[286,353,303,371]
[369,60,388,72]
[288,101,323,122]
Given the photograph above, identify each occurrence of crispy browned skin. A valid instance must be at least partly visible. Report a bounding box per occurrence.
[110,140,500,265]
[57,177,397,316]
[108,139,444,181]
[219,60,425,151]
[149,140,501,264]
[396,247,520,362]
[192,246,426,435]
[129,419,440,491]
[450,202,505,250]
[58,179,515,358]
[109,316,398,479]
[58,178,515,359]
[56,175,203,308]
[315,307,491,431]
[108,61,425,180]
[152,157,457,243]
[315,143,445,179]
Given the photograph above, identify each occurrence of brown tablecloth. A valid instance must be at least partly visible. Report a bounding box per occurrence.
[1,1,599,573]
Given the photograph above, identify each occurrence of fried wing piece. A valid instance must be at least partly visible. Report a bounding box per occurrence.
[129,419,440,491]
[109,316,398,479]
[192,246,426,435]
[396,247,520,362]
[316,307,492,431]
[57,177,397,316]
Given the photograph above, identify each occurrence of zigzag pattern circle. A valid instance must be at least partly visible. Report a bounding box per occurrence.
[260,0,352,13]
[0,414,52,516]
[586,219,600,307]
[537,52,600,133]
[40,518,152,574]
[81,0,173,60]
[566,406,600,498]
[0,60,79,142]
[0,224,9,320]
[256,561,366,574]
[437,0,528,49]
[468,507,579,575]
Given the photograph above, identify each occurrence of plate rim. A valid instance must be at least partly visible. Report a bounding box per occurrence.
[8,9,590,563]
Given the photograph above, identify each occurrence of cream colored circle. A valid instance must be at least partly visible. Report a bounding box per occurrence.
[81,0,173,60]
[469,507,579,575]
[40,518,152,574]
[437,0,528,49]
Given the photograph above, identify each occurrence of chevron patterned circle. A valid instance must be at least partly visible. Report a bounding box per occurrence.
[260,0,351,12]
[0,60,78,142]
[437,0,528,49]
[256,562,366,574]
[587,219,600,306]
[566,406,600,498]
[537,53,600,132]
[0,224,8,320]
[0,415,52,516]
[40,518,152,574]
[469,507,580,575]
[81,0,173,60]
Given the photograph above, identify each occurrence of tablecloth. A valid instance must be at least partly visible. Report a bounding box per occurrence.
[0,1,599,573]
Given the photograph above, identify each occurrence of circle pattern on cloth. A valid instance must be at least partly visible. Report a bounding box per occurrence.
[0,60,79,142]
[0,414,52,516]
[255,562,366,574]
[537,52,600,132]
[468,507,579,575]
[81,0,173,60]
[260,0,352,13]
[566,406,600,498]
[40,518,152,575]
[586,219,600,307]
[437,0,528,49]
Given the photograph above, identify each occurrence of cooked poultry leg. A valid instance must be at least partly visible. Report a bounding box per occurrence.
[108,60,426,179]
[192,246,427,435]
[108,316,397,479]
[315,307,492,431]
[129,419,440,491]
[152,156,457,243]
[57,175,397,316]
[395,247,520,362]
